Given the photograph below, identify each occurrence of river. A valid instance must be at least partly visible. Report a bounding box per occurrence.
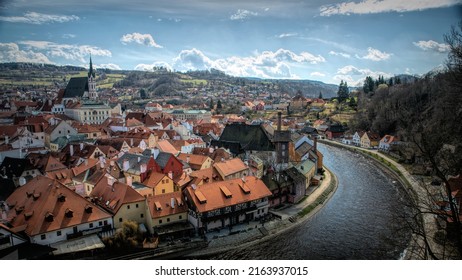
[211,144,412,259]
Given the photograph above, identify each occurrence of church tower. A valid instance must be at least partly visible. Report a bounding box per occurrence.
[88,56,98,100]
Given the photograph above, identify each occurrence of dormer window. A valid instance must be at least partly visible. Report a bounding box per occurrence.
[65,208,74,218]
[45,212,54,222]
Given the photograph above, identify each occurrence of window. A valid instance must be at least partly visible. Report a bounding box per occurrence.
[119,218,123,222]
[89,223,93,228]
[104,220,108,226]
[127,205,130,210]
[159,219,162,224]
[162,179,165,184]
[162,189,165,194]
[167,218,170,222]
[140,214,144,218]
[179,215,182,220]
[41,234,46,240]
[67,130,70,133]
[136,204,139,208]
[58,130,61,134]
[57,231,61,236]
[99,221,103,226]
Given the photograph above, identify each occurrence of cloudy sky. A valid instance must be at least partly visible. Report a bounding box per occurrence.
[0,0,461,85]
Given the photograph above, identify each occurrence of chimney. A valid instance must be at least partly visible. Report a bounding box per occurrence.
[313,137,317,152]
[209,147,214,154]
[80,142,84,151]
[85,159,88,166]
[186,155,190,163]
[5,135,9,145]
[126,175,133,187]
[138,156,141,163]
[123,159,129,171]
[168,171,173,179]
[277,112,282,131]
[170,197,175,209]
[70,145,74,156]
[140,163,147,174]
[152,148,159,159]
[130,138,134,147]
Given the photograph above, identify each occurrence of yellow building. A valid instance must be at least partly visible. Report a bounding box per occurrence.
[90,179,146,229]
[146,191,190,239]
[143,172,175,195]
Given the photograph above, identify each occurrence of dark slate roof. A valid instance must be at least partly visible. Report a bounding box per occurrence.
[214,123,274,153]
[0,157,33,178]
[116,153,151,171]
[328,124,345,133]
[273,131,291,142]
[300,126,318,134]
[155,152,173,169]
[285,167,306,182]
[0,178,16,201]
[210,140,242,155]
[63,77,88,98]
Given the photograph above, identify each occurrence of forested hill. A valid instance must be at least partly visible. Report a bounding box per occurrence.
[0,63,338,97]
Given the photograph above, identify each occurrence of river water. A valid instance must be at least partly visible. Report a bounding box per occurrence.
[212,144,412,259]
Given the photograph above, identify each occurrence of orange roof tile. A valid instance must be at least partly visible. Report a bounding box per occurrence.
[147,191,187,219]
[185,176,271,213]
[213,158,248,178]
[5,176,111,236]
[90,178,145,214]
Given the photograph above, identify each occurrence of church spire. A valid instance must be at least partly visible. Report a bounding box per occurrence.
[88,55,95,78]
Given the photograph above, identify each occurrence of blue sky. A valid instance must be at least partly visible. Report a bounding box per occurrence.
[0,0,461,85]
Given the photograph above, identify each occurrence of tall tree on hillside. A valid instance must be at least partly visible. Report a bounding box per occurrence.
[337,80,349,102]
[209,98,214,110]
[363,76,375,93]
[318,92,323,99]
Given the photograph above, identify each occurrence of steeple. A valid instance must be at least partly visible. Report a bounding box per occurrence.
[88,55,95,79]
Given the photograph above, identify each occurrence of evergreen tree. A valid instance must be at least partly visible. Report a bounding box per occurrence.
[337,80,349,102]
[209,98,214,110]
[217,99,222,109]
[363,76,375,93]
[318,92,323,99]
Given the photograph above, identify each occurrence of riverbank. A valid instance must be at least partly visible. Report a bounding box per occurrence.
[185,166,338,258]
[319,139,458,260]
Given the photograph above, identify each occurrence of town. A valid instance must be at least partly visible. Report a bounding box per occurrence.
[0,57,460,260]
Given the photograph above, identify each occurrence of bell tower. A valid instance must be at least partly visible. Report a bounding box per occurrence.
[88,55,97,100]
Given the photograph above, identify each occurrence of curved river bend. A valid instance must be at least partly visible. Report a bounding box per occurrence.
[213,144,412,259]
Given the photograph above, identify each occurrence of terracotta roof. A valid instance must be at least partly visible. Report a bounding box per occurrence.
[381,135,399,144]
[45,168,74,186]
[213,158,248,178]
[147,191,187,219]
[190,167,221,185]
[185,176,271,213]
[5,176,112,236]
[365,132,381,141]
[73,123,100,133]
[177,153,212,170]
[143,172,168,188]
[44,156,67,173]
[71,158,99,176]
[173,172,192,189]
[90,177,145,214]
[157,139,179,155]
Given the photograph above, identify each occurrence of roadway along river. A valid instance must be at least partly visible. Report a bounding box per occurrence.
[212,143,413,259]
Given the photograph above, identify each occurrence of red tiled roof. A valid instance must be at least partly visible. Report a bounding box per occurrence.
[5,176,112,236]
[185,176,271,213]
[147,191,187,219]
[213,158,248,178]
[90,178,145,214]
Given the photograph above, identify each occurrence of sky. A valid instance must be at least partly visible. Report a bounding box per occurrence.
[0,0,461,86]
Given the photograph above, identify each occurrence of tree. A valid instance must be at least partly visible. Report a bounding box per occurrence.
[337,80,349,103]
[318,92,323,99]
[216,99,222,109]
[209,98,214,110]
[363,76,375,93]
[139,88,147,99]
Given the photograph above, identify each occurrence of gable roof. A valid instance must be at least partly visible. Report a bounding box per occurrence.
[143,172,168,188]
[0,157,34,178]
[90,178,145,214]
[64,77,88,98]
[157,139,179,155]
[214,123,274,153]
[5,176,111,236]
[185,176,271,213]
[147,191,187,219]
[177,153,211,170]
[213,158,248,178]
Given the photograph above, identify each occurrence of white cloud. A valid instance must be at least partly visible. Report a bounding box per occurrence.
[120,33,163,48]
[413,40,450,53]
[18,40,111,63]
[0,42,53,64]
[62,33,76,39]
[329,50,351,58]
[171,48,324,79]
[320,0,460,16]
[276,33,298,38]
[361,47,391,61]
[334,64,392,86]
[0,11,79,24]
[230,9,259,20]
[96,63,122,70]
[135,61,173,72]
[310,72,326,77]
